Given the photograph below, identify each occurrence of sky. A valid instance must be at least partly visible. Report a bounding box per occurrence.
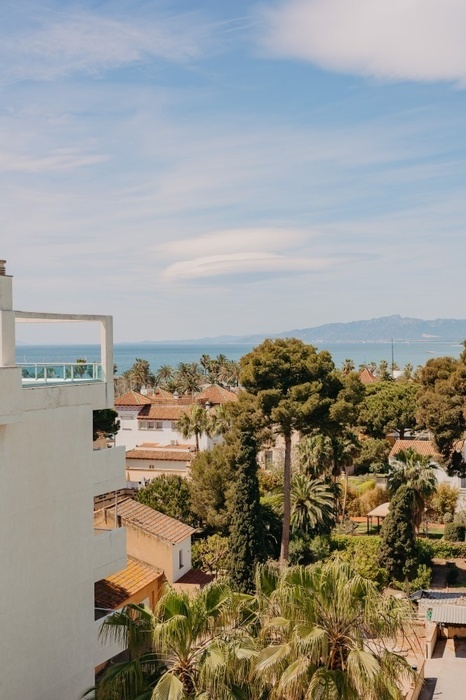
[2,0,466,343]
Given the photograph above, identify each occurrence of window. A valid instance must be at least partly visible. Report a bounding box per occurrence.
[171,421,178,430]
[155,421,163,430]
[149,465,155,470]
[460,477,466,490]
[178,549,184,569]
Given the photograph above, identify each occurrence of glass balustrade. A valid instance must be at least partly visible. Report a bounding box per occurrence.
[18,362,104,385]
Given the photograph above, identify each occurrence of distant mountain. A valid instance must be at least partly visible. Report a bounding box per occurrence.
[127,315,466,345]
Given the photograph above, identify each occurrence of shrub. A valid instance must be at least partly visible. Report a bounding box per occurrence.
[429,483,459,521]
[191,534,229,574]
[416,538,466,562]
[330,535,387,588]
[410,564,432,591]
[444,523,466,542]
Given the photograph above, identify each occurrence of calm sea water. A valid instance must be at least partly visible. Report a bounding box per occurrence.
[15,341,463,374]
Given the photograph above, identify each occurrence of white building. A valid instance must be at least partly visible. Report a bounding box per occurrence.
[0,262,126,699]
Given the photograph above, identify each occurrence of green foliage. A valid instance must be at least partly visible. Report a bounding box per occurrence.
[387,448,437,529]
[290,474,336,535]
[123,358,155,391]
[228,421,265,593]
[444,522,466,542]
[416,537,466,563]
[378,485,417,583]
[176,404,210,451]
[353,437,391,474]
[359,381,419,439]
[92,408,120,441]
[135,475,194,525]
[410,564,432,591]
[428,482,459,521]
[330,535,388,588]
[191,534,229,574]
[345,480,387,517]
[189,444,236,533]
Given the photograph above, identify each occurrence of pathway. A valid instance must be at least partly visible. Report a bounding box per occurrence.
[419,638,466,700]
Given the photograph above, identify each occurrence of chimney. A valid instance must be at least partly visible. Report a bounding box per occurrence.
[0,260,6,276]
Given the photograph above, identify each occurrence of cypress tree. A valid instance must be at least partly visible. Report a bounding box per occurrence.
[228,424,265,594]
[378,485,417,583]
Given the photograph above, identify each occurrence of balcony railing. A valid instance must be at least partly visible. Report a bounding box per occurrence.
[18,362,104,385]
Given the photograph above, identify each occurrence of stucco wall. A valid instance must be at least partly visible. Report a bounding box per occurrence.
[0,380,124,699]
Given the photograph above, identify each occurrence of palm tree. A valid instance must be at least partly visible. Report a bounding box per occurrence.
[95,584,255,700]
[175,362,203,396]
[208,403,233,438]
[124,358,155,392]
[254,559,417,700]
[290,474,336,535]
[155,364,174,387]
[177,405,210,451]
[297,434,334,480]
[387,448,437,529]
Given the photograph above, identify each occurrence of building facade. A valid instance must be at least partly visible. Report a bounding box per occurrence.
[0,263,126,699]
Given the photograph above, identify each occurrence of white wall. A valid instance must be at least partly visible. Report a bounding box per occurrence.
[116,412,221,451]
[172,538,192,582]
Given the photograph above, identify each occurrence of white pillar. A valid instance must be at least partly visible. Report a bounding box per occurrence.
[0,263,15,367]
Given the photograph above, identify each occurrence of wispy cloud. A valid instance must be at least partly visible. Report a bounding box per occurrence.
[259,0,466,83]
[0,2,208,83]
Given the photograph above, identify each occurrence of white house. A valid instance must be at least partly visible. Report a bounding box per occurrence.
[125,443,195,483]
[0,262,126,699]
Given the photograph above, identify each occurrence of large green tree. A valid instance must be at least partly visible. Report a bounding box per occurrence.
[123,358,155,392]
[135,474,194,525]
[228,419,265,593]
[177,404,211,452]
[387,448,437,530]
[189,444,236,533]
[359,381,419,439]
[240,338,343,561]
[378,485,418,584]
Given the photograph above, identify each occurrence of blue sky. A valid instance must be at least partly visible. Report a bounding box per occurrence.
[3,0,466,343]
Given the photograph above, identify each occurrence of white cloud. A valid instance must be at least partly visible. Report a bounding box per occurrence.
[156,227,313,257]
[0,4,206,83]
[162,252,335,281]
[259,0,466,83]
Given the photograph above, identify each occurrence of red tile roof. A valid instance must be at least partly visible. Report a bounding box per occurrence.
[115,391,153,406]
[127,449,194,462]
[175,569,214,587]
[389,439,440,460]
[197,385,238,405]
[95,556,163,610]
[138,404,191,420]
[359,368,379,384]
[106,498,196,544]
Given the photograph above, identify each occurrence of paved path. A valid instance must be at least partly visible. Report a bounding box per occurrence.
[419,638,466,700]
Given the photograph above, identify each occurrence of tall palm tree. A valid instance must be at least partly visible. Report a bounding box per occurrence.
[290,474,336,535]
[95,584,255,700]
[177,405,211,451]
[208,403,233,438]
[297,434,334,480]
[155,364,174,387]
[387,447,437,529]
[175,362,203,396]
[253,559,416,700]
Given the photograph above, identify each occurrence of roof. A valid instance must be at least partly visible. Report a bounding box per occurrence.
[107,498,196,544]
[359,367,379,384]
[197,385,238,405]
[389,440,439,460]
[115,390,153,406]
[138,404,191,421]
[126,448,194,462]
[430,604,466,625]
[175,569,214,587]
[367,502,390,518]
[95,556,163,610]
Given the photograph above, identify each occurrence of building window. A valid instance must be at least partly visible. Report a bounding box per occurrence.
[461,477,466,489]
[171,421,178,430]
[149,465,155,469]
[178,549,184,569]
[155,421,163,430]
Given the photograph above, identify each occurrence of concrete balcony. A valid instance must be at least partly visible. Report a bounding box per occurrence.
[93,446,126,498]
[94,612,127,668]
[0,366,22,424]
[93,527,126,583]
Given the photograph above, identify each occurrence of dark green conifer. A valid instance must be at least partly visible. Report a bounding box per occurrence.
[228,423,265,594]
[378,485,417,583]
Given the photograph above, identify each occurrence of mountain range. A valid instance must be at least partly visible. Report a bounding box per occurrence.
[136,315,466,345]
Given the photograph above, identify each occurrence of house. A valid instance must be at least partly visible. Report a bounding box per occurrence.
[0,262,126,699]
[115,390,232,453]
[95,498,196,583]
[125,443,195,484]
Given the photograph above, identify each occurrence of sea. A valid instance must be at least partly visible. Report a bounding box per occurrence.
[14,341,464,375]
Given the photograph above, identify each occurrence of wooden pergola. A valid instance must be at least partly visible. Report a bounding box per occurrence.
[367,502,390,533]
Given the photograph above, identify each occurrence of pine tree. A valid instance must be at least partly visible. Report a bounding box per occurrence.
[378,485,417,583]
[228,423,265,594]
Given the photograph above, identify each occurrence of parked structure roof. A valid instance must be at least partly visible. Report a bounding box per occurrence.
[137,404,190,420]
[115,391,153,406]
[95,556,163,610]
[107,498,196,544]
[197,385,238,405]
[389,439,440,460]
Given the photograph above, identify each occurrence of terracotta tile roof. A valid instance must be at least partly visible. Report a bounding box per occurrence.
[95,556,163,610]
[138,404,191,420]
[175,569,214,587]
[107,498,196,544]
[115,391,153,406]
[197,385,238,405]
[359,368,379,384]
[389,439,440,460]
[127,448,194,462]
